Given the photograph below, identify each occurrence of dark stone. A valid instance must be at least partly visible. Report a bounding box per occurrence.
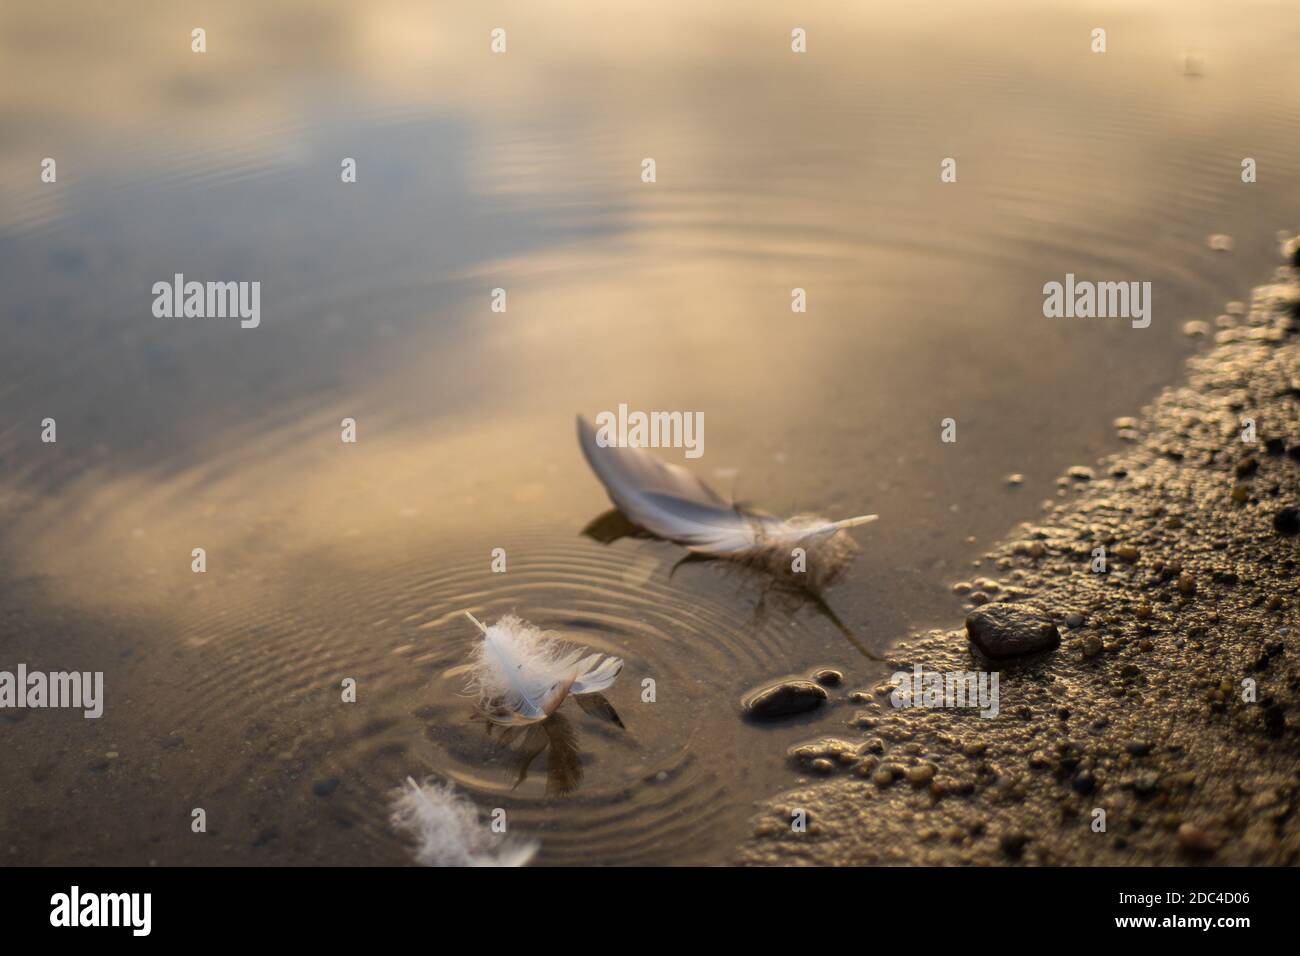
[964,603,1061,659]
[312,778,340,798]
[1125,741,1154,756]
[743,679,828,719]
[1235,457,1258,477]
[812,668,843,687]
[1273,506,1300,535]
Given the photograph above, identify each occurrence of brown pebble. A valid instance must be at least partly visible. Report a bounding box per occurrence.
[1176,822,1220,854]
[906,764,936,786]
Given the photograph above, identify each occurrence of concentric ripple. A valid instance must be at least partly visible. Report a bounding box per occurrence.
[157,526,805,865]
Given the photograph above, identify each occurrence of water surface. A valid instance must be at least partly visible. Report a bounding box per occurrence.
[3,0,1300,864]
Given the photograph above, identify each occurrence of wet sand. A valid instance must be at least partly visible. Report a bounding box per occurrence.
[741,250,1300,865]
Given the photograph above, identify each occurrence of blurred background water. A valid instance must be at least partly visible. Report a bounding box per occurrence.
[2,0,1299,864]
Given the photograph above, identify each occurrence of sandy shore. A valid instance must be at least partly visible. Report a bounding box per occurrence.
[740,246,1300,866]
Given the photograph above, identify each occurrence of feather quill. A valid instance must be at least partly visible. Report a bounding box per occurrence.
[577,415,875,583]
[390,776,538,867]
[461,612,623,725]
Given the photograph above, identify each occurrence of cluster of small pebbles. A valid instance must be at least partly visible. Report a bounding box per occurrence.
[741,239,1300,866]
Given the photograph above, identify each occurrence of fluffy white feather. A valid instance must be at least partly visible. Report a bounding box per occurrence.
[390,776,538,867]
[577,415,876,583]
[462,612,623,724]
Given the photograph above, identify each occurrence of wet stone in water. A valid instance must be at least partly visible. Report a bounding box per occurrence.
[743,679,828,719]
[965,602,1061,660]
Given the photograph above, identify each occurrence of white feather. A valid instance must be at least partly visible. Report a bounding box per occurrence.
[390,776,538,867]
[462,612,623,724]
[577,415,876,576]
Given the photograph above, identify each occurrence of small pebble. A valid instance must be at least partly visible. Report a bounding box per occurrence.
[1177,822,1220,854]
[1133,772,1160,795]
[813,668,843,687]
[965,603,1061,659]
[743,680,828,720]
[1114,545,1140,563]
[906,764,936,786]
[1273,506,1300,535]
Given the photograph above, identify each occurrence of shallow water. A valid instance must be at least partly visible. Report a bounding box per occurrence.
[3,0,1300,864]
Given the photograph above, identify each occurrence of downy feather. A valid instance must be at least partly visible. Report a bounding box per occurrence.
[576,415,876,583]
[390,776,538,867]
[462,612,623,724]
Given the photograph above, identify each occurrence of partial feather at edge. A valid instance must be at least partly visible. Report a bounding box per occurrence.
[390,776,538,867]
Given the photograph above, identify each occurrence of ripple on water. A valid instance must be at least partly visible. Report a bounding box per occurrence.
[162,528,802,865]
